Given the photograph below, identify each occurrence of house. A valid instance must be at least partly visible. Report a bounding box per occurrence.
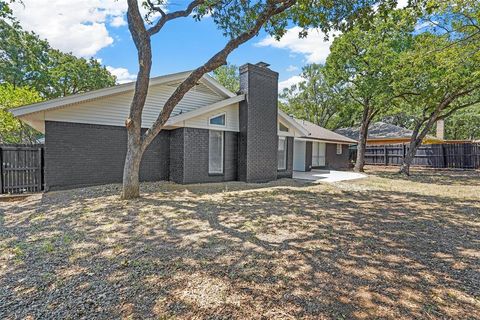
[335,122,444,146]
[284,118,356,171]
[11,62,356,191]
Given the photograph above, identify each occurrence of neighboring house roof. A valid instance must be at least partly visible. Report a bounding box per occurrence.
[335,122,415,140]
[335,121,443,143]
[294,119,357,144]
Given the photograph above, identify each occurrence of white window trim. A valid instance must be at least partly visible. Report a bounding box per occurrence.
[208,112,226,128]
[336,143,343,155]
[209,130,224,174]
[278,137,287,170]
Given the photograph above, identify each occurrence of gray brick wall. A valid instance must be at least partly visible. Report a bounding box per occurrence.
[170,127,238,184]
[238,63,279,183]
[169,128,185,184]
[325,143,351,169]
[277,136,293,179]
[44,121,170,190]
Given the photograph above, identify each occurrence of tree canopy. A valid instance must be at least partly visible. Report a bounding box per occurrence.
[280,64,351,129]
[0,20,116,99]
[0,16,117,144]
[0,84,42,143]
[212,64,240,93]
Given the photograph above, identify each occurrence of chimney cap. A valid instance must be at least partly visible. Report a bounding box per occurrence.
[256,62,270,68]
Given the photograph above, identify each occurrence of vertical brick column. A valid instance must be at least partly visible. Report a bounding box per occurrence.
[238,63,279,183]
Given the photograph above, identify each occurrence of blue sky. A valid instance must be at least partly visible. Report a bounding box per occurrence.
[11,0,338,90]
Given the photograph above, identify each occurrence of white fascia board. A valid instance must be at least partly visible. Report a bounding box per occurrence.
[166,94,245,126]
[201,74,237,98]
[10,70,196,117]
[294,137,356,145]
[278,131,295,137]
[278,109,310,136]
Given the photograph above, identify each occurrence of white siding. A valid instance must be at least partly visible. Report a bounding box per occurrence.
[45,83,224,128]
[182,104,239,132]
[278,118,303,137]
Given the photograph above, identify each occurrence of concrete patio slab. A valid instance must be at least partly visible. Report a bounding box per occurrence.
[293,169,367,183]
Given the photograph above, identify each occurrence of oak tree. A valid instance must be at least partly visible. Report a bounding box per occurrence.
[121,0,402,198]
[393,32,480,175]
[0,20,116,98]
[280,64,350,129]
[325,9,415,172]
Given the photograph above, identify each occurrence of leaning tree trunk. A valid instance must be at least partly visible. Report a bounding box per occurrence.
[399,115,438,176]
[121,136,145,199]
[398,138,422,176]
[354,107,372,173]
[121,0,153,199]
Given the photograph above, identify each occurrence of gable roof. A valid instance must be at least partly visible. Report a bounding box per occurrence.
[10,71,236,117]
[294,119,357,144]
[278,109,310,136]
[166,94,245,126]
[335,122,416,141]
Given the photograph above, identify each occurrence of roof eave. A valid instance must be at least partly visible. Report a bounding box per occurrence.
[11,71,236,117]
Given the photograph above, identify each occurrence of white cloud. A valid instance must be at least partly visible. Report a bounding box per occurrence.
[11,0,129,57]
[107,66,137,84]
[110,16,127,27]
[257,27,336,64]
[286,65,299,72]
[279,75,304,92]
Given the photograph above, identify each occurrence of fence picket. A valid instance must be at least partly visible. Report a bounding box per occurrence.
[357,143,480,169]
[0,144,44,194]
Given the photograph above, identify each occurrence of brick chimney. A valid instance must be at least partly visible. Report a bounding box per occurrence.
[436,119,445,140]
[237,62,279,182]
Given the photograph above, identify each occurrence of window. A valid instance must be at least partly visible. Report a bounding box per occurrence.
[312,142,326,166]
[278,137,287,170]
[209,113,226,126]
[336,144,343,155]
[279,122,289,132]
[209,130,224,174]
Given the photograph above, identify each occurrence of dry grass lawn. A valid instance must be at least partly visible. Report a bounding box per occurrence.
[1,167,479,319]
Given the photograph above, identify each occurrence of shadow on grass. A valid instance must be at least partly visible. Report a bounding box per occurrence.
[365,165,480,186]
[1,177,479,319]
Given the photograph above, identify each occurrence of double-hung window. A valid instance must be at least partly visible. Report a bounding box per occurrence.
[278,137,287,170]
[336,143,343,155]
[209,130,224,174]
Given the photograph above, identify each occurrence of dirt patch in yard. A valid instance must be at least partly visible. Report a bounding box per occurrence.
[1,174,479,319]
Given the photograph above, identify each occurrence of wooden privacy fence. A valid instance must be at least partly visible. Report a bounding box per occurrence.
[0,144,44,194]
[361,143,480,169]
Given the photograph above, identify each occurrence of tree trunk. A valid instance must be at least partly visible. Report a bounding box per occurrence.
[398,138,421,176]
[354,107,371,173]
[121,136,144,199]
[399,115,438,176]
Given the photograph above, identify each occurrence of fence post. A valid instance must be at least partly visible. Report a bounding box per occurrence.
[384,145,388,165]
[0,146,3,194]
[37,146,42,192]
[442,144,447,168]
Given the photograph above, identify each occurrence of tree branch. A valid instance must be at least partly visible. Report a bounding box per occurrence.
[146,0,166,17]
[142,0,296,147]
[148,0,205,35]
